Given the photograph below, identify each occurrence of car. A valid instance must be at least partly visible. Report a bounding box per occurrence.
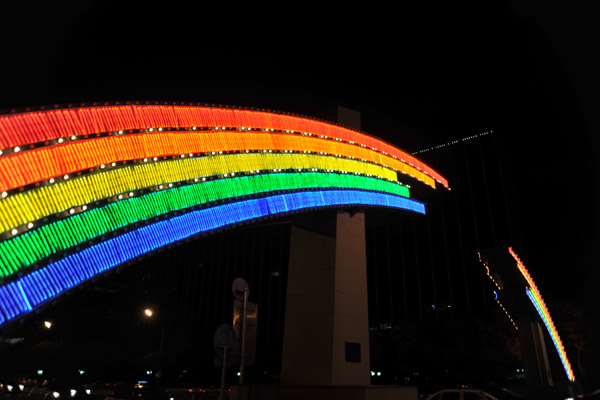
[0,379,27,395]
[424,388,499,400]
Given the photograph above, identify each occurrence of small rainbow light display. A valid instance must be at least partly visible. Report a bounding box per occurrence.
[0,103,447,328]
[508,247,575,382]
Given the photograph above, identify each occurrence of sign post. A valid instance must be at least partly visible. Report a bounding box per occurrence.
[232,278,250,385]
[213,323,236,400]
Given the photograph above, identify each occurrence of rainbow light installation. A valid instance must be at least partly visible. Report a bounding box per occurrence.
[0,103,446,327]
[508,247,575,382]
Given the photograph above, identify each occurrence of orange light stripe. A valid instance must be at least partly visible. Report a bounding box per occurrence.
[0,106,447,188]
[0,131,435,192]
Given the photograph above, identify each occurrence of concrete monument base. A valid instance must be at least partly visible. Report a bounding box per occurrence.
[230,384,418,400]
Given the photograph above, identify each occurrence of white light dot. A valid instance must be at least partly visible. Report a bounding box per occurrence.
[149,128,153,132]
[28,222,34,229]
[82,205,87,210]
[118,194,123,199]
[12,228,18,235]
[70,209,75,214]
[58,138,63,143]
[64,175,69,180]
[129,192,134,196]
[49,178,55,184]
[14,146,20,152]
[101,164,105,169]
[1,191,6,198]
[71,136,76,140]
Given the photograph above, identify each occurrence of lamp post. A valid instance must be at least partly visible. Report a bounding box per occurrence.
[143,308,166,387]
[143,308,164,352]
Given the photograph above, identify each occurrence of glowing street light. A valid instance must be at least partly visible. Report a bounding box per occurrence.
[44,321,52,329]
[144,308,153,317]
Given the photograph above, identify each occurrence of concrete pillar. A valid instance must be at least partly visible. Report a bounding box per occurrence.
[281,211,370,386]
[517,316,553,387]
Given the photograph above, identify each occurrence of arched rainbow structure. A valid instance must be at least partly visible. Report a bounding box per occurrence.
[0,103,447,328]
[509,247,576,382]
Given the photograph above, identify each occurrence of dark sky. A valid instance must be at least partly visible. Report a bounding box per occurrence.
[1,1,599,316]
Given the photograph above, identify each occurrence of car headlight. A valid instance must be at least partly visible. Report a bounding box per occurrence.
[70,389,77,397]
[85,389,91,395]
[19,385,25,391]
[7,385,13,392]
[52,391,60,398]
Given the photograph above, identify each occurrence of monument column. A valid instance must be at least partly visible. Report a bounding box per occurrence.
[281,210,370,386]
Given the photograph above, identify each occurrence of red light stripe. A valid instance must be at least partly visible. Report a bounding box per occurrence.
[0,106,447,187]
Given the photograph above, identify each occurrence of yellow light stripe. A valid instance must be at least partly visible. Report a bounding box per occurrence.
[0,153,400,234]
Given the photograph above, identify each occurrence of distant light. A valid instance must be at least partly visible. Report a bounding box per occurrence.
[86,390,91,395]
[146,370,153,375]
[37,370,44,376]
[78,370,85,375]
[237,372,241,377]
[19,385,24,391]
[144,309,153,317]
[370,371,375,376]
[44,321,52,329]
[70,389,77,397]
[52,391,60,398]
[377,372,382,376]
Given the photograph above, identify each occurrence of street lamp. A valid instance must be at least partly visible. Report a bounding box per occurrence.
[144,308,153,317]
[44,321,52,329]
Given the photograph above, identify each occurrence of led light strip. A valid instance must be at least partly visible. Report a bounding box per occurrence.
[477,252,517,330]
[0,105,448,187]
[0,173,412,279]
[0,130,435,192]
[508,247,575,382]
[0,189,425,326]
[0,153,402,235]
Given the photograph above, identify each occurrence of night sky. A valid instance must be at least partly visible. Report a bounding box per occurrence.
[2,1,599,334]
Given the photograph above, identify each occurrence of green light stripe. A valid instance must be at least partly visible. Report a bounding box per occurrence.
[0,172,409,279]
